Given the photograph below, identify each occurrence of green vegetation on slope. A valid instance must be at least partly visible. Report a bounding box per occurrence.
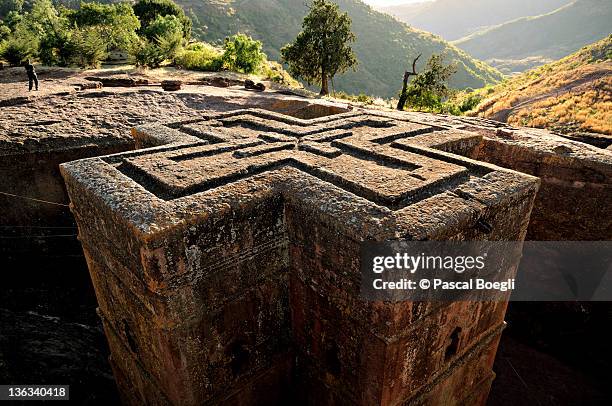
[0,0,298,86]
[454,0,612,72]
[465,35,612,135]
[281,0,357,95]
[176,0,503,97]
[380,0,569,41]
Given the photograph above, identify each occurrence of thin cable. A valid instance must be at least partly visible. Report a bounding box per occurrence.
[0,191,70,207]
[0,234,77,239]
[0,225,77,229]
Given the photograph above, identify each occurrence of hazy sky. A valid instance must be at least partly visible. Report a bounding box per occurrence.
[363,0,432,6]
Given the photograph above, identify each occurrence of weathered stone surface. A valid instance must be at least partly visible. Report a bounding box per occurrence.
[200,77,238,87]
[558,132,612,149]
[373,111,612,384]
[0,141,133,261]
[468,127,612,241]
[376,110,612,241]
[161,80,182,91]
[74,81,103,91]
[0,88,220,260]
[61,109,539,405]
[245,79,266,92]
[0,80,354,271]
[84,76,149,87]
[2,65,608,404]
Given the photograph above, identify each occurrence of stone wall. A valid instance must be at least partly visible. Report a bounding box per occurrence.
[0,136,134,262]
[61,109,539,405]
[375,112,612,383]
[465,126,611,241]
[0,135,135,404]
[385,113,612,242]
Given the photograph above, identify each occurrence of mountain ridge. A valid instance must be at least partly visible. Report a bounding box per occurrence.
[378,0,570,40]
[453,0,612,73]
[176,0,503,97]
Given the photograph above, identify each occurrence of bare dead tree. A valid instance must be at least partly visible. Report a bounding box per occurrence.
[397,54,421,111]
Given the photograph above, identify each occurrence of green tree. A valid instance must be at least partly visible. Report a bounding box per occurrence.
[24,0,64,37]
[133,14,183,67]
[0,0,60,65]
[68,2,140,51]
[0,0,126,67]
[281,0,357,95]
[0,0,24,20]
[143,13,181,41]
[221,33,265,74]
[0,28,38,65]
[68,25,108,67]
[3,11,23,31]
[401,55,457,112]
[25,0,72,66]
[133,0,191,40]
[38,26,72,66]
[0,22,10,42]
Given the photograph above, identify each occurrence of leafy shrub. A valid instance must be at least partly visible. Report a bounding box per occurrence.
[356,93,373,104]
[67,2,140,51]
[133,0,191,39]
[3,10,22,31]
[143,14,181,42]
[458,92,483,112]
[0,24,10,42]
[220,33,265,74]
[68,26,108,68]
[133,14,183,68]
[260,61,300,86]
[0,28,37,65]
[401,55,457,112]
[36,17,108,68]
[184,42,208,52]
[38,26,73,66]
[0,0,23,19]
[174,42,222,71]
[329,90,374,105]
[132,39,164,67]
[443,90,484,115]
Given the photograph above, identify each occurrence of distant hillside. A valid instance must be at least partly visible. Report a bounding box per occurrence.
[177,0,503,97]
[379,0,569,41]
[454,0,612,73]
[469,36,612,136]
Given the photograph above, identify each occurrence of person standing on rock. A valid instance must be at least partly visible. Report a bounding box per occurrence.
[24,59,38,91]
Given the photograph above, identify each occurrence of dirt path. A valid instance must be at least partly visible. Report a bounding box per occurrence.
[490,70,611,123]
